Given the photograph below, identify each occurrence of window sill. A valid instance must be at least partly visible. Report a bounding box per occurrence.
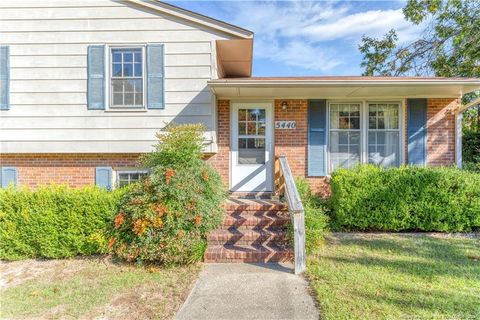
[105,108,148,113]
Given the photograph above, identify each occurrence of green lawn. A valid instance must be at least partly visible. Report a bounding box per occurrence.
[307,233,480,319]
[0,257,199,319]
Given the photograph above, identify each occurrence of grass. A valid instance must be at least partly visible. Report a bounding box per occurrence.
[0,257,200,319]
[306,233,480,319]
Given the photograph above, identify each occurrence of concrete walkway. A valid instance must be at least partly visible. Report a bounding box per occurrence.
[176,263,319,320]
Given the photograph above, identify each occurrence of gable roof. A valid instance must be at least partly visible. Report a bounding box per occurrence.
[126,0,253,39]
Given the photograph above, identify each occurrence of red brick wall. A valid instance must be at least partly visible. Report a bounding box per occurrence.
[274,100,330,197]
[205,100,230,187]
[426,98,458,166]
[0,153,139,188]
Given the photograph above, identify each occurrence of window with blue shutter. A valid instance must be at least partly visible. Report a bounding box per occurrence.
[1,167,17,188]
[87,45,105,110]
[146,44,165,109]
[0,46,9,110]
[407,98,427,165]
[95,167,112,190]
[308,100,327,176]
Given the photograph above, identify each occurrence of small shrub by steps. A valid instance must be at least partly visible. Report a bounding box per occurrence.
[110,124,227,265]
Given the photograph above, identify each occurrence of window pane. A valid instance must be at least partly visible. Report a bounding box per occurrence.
[239,109,247,121]
[238,138,265,165]
[134,93,143,105]
[113,93,123,105]
[112,79,123,92]
[350,117,360,129]
[123,63,133,77]
[239,122,246,135]
[134,63,142,77]
[112,52,122,63]
[257,123,266,135]
[124,92,134,105]
[247,122,256,135]
[123,52,133,62]
[330,131,360,171]
[112,63,122,77]
[369,103,399,129]
[134,51,142,63]
[368,132,399,167]
[133,79,142,93]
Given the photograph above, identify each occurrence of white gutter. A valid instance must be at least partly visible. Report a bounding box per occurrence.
[208,79,480,86]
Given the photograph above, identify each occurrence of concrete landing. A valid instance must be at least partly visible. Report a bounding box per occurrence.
[176,263,319,320]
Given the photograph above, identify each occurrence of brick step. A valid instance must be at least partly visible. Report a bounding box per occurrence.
[207,228,288,245]
[221,212,290,229]
[223,199,287,212]
[204,244,293,263]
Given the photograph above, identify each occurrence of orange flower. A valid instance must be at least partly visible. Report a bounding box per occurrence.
[152,216,163,228]
[165,168,175,185]
[114,213,125,229]
[176,230,185,239]
[132,219,149,236]
[108,237,116,249]
[194,215,202,226]
[154,204,167,216]
[186,201,195,211]
[201,170,209,181]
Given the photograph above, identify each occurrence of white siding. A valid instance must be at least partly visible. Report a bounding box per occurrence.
[0,0,233,153]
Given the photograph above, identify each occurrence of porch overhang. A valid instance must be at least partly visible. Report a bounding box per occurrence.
[208,77,480,99]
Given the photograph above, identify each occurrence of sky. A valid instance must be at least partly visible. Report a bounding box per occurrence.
[167,0,426,76]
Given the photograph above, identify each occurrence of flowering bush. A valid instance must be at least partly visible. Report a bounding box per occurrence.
[109,124,226,265]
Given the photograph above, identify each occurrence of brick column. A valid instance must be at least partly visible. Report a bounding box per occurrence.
[206,100,230,187]
[426,98,458,166]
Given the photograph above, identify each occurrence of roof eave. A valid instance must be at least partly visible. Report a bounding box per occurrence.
[126,0,254,39]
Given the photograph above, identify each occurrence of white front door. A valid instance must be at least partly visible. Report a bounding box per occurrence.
[231,102,274,192]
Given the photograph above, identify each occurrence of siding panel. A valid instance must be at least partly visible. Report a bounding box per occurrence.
[0,0,229,153]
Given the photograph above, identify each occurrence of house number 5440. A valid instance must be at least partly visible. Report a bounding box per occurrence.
[275,121,297,129]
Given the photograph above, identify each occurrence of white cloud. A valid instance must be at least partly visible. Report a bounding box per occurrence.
[186,1,426,73]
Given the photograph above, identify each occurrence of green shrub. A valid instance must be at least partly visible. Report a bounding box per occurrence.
[0,185,123,260]
[463,130,480,172]
[110,124,226,265]
[329,165,480,232]
[295,178,329,253]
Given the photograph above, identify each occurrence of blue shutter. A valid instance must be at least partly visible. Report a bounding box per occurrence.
[87,45,105,110]
[146,44,165,109]
[1,167,17,188]
[95,167,112,190]
[308,100,327,176]
[407,99,427,166]
[0,46,10,110]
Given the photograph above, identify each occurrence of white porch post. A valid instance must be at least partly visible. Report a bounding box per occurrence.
[455,111,463,168]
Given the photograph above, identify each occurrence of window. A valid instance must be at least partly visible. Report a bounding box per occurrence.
[368,103,400,167]
[327,101,402,172]
[238,108,266,165]
[329,103,361,171]
[110,47,144,108]
[117,170,148,188]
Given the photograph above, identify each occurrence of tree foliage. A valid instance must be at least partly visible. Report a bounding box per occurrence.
[359,0,480,78]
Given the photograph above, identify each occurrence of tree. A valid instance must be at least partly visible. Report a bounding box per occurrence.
[359,0,480,131]
[359,0,480,78]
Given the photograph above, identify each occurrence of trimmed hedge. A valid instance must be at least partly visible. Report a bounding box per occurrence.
[0,186,123,260]
[329,165,480,232]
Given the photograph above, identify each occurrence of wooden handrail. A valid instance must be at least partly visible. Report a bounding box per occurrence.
[278,156,306,274]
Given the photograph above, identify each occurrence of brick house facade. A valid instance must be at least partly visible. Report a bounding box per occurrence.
[0,97,461,194]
